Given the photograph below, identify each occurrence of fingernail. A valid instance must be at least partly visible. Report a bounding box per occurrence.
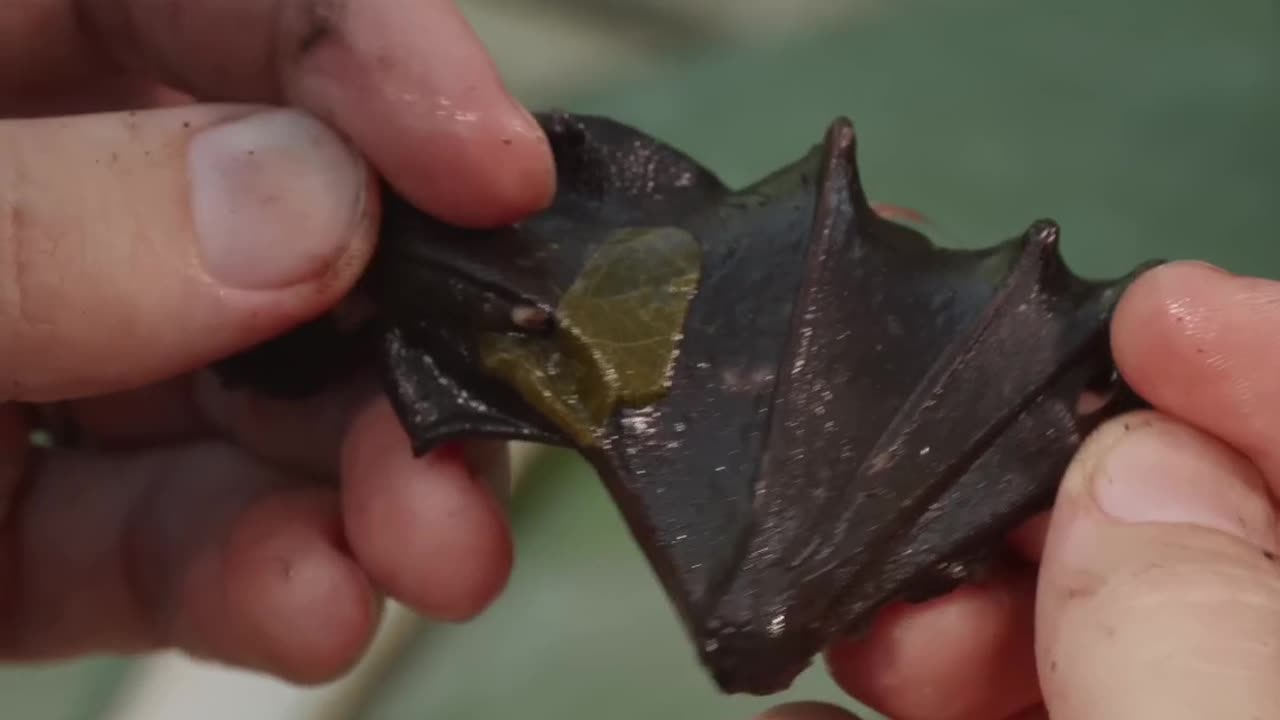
[189,109,367,290]
[1090,418,1271,543]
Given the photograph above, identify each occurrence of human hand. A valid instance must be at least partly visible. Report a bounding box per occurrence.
[753,261,1280,719]
[0,0,553,682]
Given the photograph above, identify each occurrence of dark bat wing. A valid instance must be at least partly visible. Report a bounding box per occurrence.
[688,121,1154,692]
[212,111,1159,697]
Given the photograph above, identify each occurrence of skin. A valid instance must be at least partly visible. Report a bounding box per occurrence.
[2,3,1279,717]
[0,0,550,683]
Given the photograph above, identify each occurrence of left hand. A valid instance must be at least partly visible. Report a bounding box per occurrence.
[1,0,552,683]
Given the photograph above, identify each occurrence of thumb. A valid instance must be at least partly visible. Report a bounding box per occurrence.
[1036,411,1280,719]
[0,104,376,402]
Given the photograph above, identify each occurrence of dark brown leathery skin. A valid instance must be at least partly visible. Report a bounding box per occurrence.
[213,111,1160,695]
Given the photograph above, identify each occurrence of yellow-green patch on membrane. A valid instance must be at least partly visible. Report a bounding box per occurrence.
[477,227,701,447]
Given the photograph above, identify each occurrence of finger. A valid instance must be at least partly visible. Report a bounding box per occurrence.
[65,365,381,479]
[1112,261,1280,480]
[753,702,864,720]
[1037,411,1280,719]
[824,568,1041,720]
[0,441,379,683]
[0,104,376,402]
[278,0,555,226]
[2,0,554,227]
[341,398,512,620]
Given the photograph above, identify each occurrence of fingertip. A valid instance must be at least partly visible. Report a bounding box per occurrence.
[287,0,556,229]
[1110,260,1232,400]
[824,606,917,719]
[379,117,555,228]
[221,488,380,683]
[1110,261,1280,477]
[341,399,513,621]
[824,573,1040,720]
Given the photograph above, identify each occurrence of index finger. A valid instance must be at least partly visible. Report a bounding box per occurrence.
[1112,261,1280,482]
[1,0,554,227]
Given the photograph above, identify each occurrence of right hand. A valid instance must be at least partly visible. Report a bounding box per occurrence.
[759,261,1280,719]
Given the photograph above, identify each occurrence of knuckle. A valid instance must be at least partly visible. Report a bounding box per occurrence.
[1084,532,1280,637]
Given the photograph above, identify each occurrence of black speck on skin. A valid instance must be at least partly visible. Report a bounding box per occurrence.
[1263,549,1276,562]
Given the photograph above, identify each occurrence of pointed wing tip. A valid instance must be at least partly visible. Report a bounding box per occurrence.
[817,116,872,214]
[1014,218,1168,297]
[826,115,856,140]
[1025,218,1062,246]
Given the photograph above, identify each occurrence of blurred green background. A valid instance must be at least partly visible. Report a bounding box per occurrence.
[4,0,1277,718]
